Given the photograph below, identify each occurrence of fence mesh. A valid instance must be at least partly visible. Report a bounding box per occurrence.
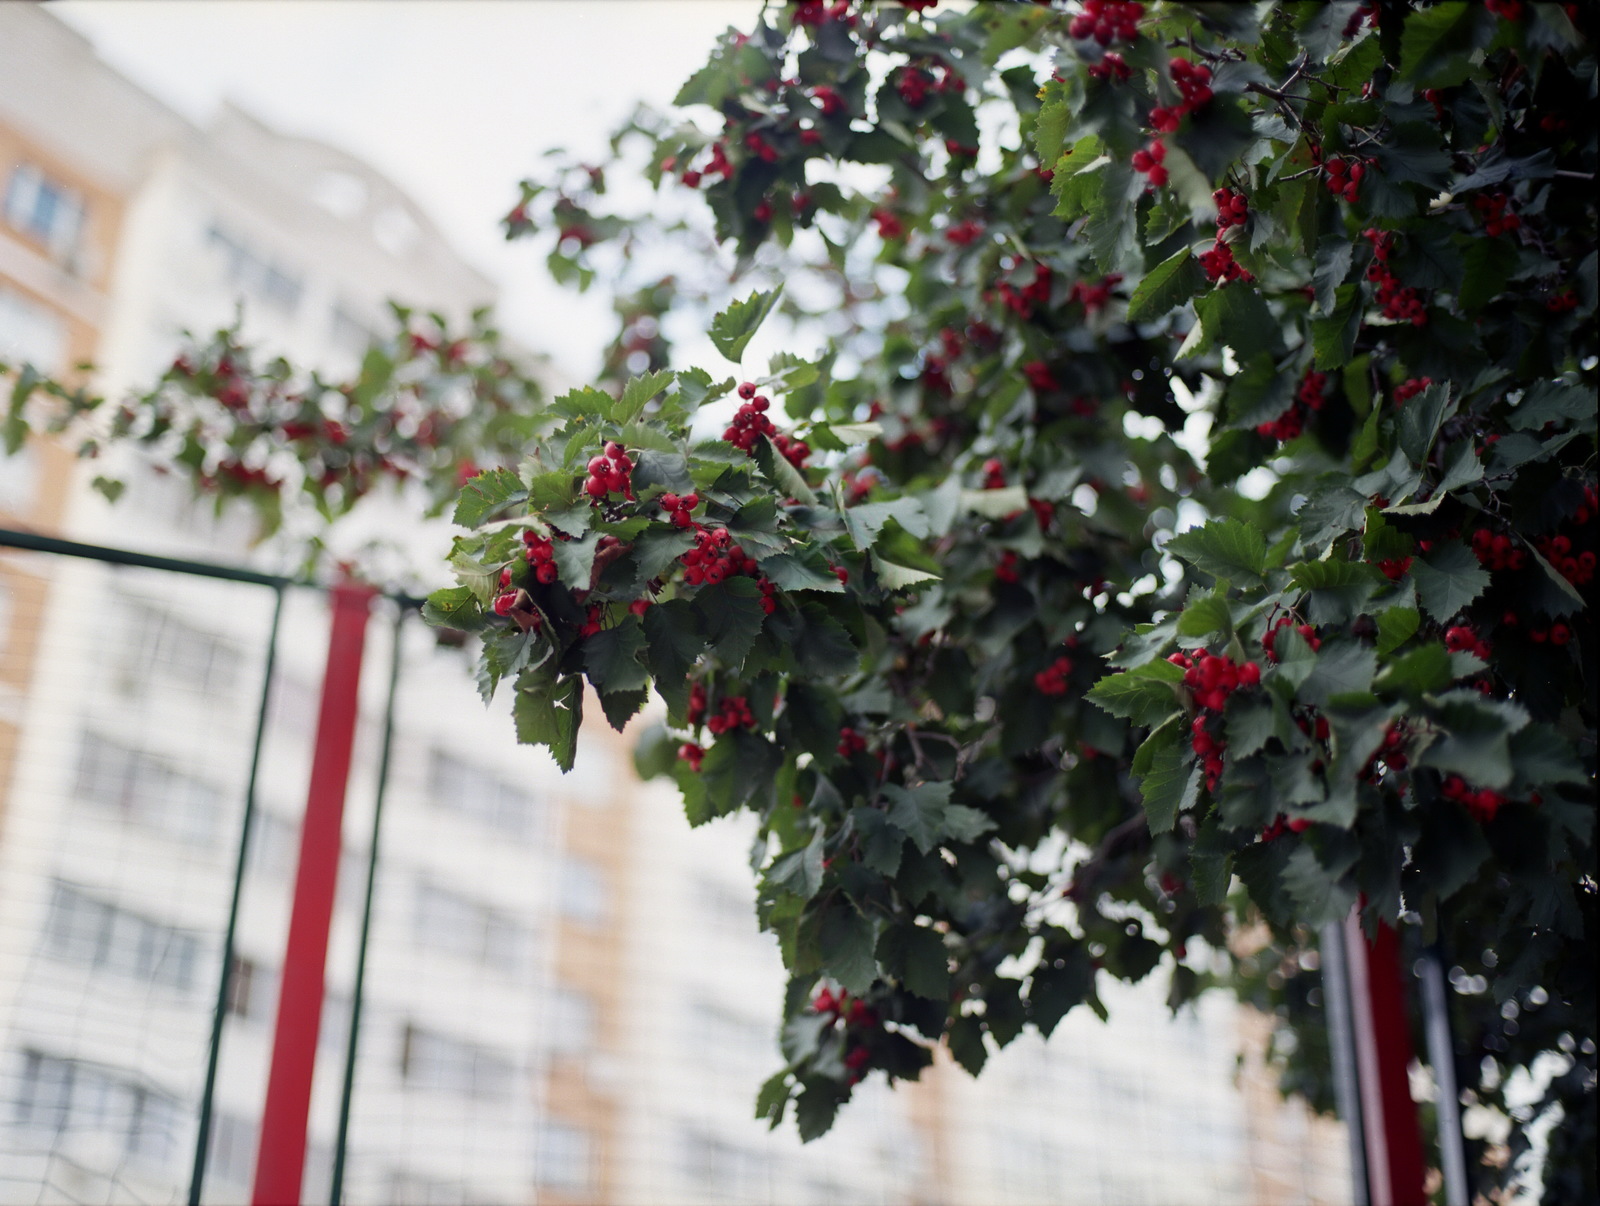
[0,538,1353,1205]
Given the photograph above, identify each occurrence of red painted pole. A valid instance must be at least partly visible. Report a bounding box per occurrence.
[1343,910,1429,1206]
[253,581,374,1206]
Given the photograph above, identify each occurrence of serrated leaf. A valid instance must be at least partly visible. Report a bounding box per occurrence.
[826,421,882,445]
[1398,383,1454,464]
[453,468,526,527]
[616,369,676,422]
[709,287,783,363]
[871,554,939,590]
[1134,720,1191,835]
[1165,517,1266,584]
[1298,640,1377,707]
[1086,660,1185,727]
[844,497,930,549]
[694,576,767,671]
[1126,248,1203,323]
[754,435,816,506]
[513,672,583,772]
[422,586,484,632]
[1411,541,1490,621]
[583,615,649,694]
[550,530,601,587]
[1376,606,1420,656]
[755,1070,791,1130]
[818,903,877,996]
[884,781,954,855]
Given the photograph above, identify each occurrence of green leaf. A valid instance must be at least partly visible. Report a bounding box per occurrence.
[880,926,951,1001]
[616,369,676,422]
[1028,946,1094,1038]
[843,498,930,549]
[1126,248,1203,323]
[453,468,526,527]
[513,672,583,772]
[1298,640,1377,708]
[1194,284,1280,362]
[550,530,601,588]
[754,435,816,506]
[584,615,649,694]
[884,781,954,855]
[793,603,859,678]
[794,1084,842,1143]
[1282,843,1359,926]
[709,287,783,363]
[1399,1,1493,89]
[422,586,485,633]
[1086,659,1185,727]
[1311,284,1360,369]
[755,1070,791,1130]
[1373,642,1453,697]
[1398,382,1454,464]
[1136,726,1196,835]
[1411,541,1490,621]
[641,599,704,717]
[1222,353,1294,431]
[1165,517,1267,584]
[1311,238,1354,315]
[818,903,877,996]
[941,804,997,846]
[871,554,940,591]
[1376,606,1420,656]
[1509,724,1587,787]
[693,576,767,671]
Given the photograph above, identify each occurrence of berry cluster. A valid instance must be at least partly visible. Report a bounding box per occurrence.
[1322,155,1369,203]
[1444,624,1493,659]
[1067,273,1122,313]
[1484,0,1523,21]
[1068,0,1144,43]
[1199,238,1251,285]
[1022,360,1059,392]
[1361,722,1411,782]
[996,550,1021,583]
[1166,55,1213,110]
[994,263,1054,318]
[811,987,878,1079]
[1527,621,1575,645]
[1535,534,1596,587]
[1213,187,1248,230]
[837,726,869,757]
[706,694,756,735]
[981,458,1008,489]
[1375,555,1413,581]
[522,529,561,584]
[792,0,855,29]
[1131,138,1168,187]
[680,527,753,586]
[678,741,706,771]
[1087,51,1132,82]
[1363,229,1428,325]
[1175,651,1262,713]
[1394,376,1433,404]
[1441,774,1508,824]
[578,604,604,638]
[945,218,984,245]
[872,208,905,240]
[811,84,847,117]
[1256,371,1327,443]
[1263,616,1321,662]
[896,66,933,108]
[1261,814,1313,841]
[725,383,811,468]
[657,490,701,529]
[1034,652,1074,696]
[1473,192,1522,237]
[584,441,634,501]
[1546,289,1579,314]
[1470,528,1529,572]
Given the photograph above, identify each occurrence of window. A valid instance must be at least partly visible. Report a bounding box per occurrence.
[535,1121,592,1192]
[0,284,69,374]
[413,879,530,974]
[74,732,227,846]
[386,1170,472,1206]
[119,601,243,699]
[399,1025,517,1100]
[13,1050,182,1166]
[426,750,539,839]
[4,163,86,265]
[206,222,303,314]
[558,857,607,924]
[206,1110,258,1187]
[41,881,203,993]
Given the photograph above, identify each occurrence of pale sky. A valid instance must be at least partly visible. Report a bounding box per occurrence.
[52,0,765,379]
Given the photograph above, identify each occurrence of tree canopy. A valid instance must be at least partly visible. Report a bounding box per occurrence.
[5,1,1595,1197]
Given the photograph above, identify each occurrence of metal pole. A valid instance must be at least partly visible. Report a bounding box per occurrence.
[329,604,407,1205]
[253,580,375,1206]
[189,583,285,1206]
[1343,909,1428,1206]
[1419,945,1469,1206]
[1319,920,1369,1206]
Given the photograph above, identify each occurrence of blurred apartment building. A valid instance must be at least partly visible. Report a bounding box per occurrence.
[0,6,1350,1205]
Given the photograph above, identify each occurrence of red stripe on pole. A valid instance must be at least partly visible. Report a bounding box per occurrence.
[253,582,374,1206]
[1343,911,1428,1206]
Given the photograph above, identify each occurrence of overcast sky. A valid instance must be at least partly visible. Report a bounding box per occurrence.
[52,0,764,379]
